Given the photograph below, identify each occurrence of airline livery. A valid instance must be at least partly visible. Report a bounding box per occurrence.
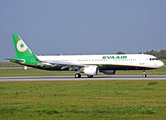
[5,35,164,78]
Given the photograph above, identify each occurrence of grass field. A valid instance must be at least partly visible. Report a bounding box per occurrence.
[0,80,166,120]
[0,66,166,76]
[0,62,166,119]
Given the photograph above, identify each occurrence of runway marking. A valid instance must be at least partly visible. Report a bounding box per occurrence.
[0,75,166,82]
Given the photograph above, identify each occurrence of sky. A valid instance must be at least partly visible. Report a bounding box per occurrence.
[0,0,166,61]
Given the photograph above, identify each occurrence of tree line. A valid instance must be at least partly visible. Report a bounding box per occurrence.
[116,49,166,59]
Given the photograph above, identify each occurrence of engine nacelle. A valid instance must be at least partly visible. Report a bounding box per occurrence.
[83,66,99,75]
[102,70,117,75]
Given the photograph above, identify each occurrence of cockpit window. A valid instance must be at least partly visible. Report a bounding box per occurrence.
[149,58,158,61]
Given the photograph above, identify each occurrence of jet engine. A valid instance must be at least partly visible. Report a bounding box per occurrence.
[102,70,117,75]
[83,66,99,75]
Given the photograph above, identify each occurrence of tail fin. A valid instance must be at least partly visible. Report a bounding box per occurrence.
[12,35,33,58]
[11,35,40,65]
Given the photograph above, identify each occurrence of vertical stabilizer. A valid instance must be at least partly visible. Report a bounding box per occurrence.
[12,35,33,57]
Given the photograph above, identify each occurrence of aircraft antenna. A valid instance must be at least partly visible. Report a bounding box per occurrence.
[142,46,144,54]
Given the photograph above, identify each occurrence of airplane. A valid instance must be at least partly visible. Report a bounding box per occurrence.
[4,35,164,78]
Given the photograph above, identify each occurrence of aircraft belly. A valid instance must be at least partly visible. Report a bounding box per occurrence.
[98,65,154,70]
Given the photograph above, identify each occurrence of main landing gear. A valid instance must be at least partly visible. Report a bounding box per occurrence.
[142,70,147,77]
[75,73,81,78]
[75,73,94,78]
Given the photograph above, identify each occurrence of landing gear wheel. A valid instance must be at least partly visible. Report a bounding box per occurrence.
[142,70,147,78]
[87,75,93,78]
[142,74,147,77]
[75,73,81,78]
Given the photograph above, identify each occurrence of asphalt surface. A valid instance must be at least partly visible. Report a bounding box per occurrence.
[0,75,166,82]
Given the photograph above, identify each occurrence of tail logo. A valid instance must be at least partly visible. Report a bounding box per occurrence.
[16,40,28,52]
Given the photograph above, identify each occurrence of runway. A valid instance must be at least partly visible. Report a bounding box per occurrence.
[0,75,166,82]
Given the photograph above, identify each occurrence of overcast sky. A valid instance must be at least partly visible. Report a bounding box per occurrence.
[0,0,166,61]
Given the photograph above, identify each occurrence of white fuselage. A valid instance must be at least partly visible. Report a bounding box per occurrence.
[37,54,164,70]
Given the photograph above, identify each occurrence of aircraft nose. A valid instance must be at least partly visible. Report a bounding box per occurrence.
[159,61,164,68]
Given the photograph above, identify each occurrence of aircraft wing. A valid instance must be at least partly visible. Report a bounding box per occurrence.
[38,60,85,70]
[50,61,85,67]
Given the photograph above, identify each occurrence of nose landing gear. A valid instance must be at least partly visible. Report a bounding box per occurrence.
[142,70,147,77]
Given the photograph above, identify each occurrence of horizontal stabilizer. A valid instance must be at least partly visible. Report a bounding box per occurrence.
[2,58,24,63]
[2,58,11,60]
